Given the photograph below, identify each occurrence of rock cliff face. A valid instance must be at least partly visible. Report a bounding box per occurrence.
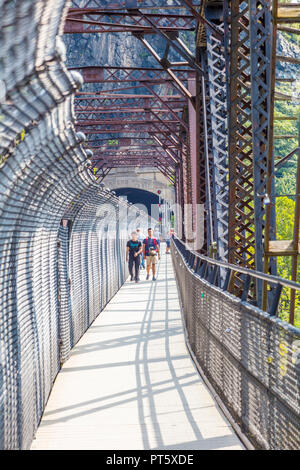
[277,32,300,79]
[65,31,154,69]
[64,29,299,79]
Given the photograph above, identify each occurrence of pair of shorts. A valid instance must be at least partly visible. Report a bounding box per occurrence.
[146,254,157,266]
[166,240,170,247]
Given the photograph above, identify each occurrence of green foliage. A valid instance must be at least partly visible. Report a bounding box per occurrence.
[108,139,119,146]
[274,83,299,179]
[275,197,300,327]
[276,197,295,241]
[275,172,297,197]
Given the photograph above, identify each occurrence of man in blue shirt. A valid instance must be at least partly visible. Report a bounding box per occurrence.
[143,228,160,281]
[126,232,143,282]
[136,228,145,269]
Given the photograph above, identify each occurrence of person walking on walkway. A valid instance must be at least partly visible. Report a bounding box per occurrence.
[165,229,171,254]
[136,228,145,269]
[143,228,160,281]
[126,231,143,283]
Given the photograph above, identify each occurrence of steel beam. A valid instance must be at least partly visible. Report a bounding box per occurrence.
[249,0,276,306]
[227,0,255,273]
[206,13,228,263]
[65,8,196,34]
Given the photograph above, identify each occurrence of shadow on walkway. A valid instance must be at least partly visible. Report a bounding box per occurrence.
[31,253,244,450]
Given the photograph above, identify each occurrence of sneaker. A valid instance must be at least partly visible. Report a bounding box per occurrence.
[152,276,156,281]
[146,274,150,280]
[130,276,134,281]
[135,279,139,283]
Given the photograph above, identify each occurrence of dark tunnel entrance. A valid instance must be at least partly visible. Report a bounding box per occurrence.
[114,188,160,219]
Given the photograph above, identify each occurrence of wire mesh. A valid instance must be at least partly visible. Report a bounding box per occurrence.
[0,0,135,450]
[172,238,300,450]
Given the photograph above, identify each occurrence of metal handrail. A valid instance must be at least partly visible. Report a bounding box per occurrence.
[172,236,300,327]
[173,235,300,292]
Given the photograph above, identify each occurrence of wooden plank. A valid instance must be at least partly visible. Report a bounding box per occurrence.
[277,5,300,23]
[266,240,300,256]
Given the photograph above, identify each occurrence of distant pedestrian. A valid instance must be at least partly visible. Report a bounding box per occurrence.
[165,229,171,254]
[143,228,160,281]
[126,232,143,283]
[136,228,145,269]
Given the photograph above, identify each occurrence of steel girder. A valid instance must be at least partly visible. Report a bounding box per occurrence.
[67,1,204,98]
[84,137,176,148]
[89,144,174,153]
[74,91,187,160]
[75,93,185,101]
[70,1,200,7]
[249,0,276,304]
[66,0,208,250]
[65,7,196,34]
[76,111,183,123]
[75,96,184,109]
[93,150,176,166]
[98,156,175,168]
[225,0,276,302]
[69,65,190,85]
[63,0,292,310]
[206,19,229,262]
[199,48,214,254]
[227,0,255,274]
[70,65,192,101]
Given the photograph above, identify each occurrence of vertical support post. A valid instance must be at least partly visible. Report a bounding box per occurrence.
[290,126,300,324]
[205,4,229,263]
[175,165,184,239]
[195,44,208,254]
[200,49,215,252]
[187,74,198,226]
[264,0,278,310]
[226,0,255,295]
[188,72,200,249]
[249,0,276,307]
[181,140,191,242]
[269,283,283,316]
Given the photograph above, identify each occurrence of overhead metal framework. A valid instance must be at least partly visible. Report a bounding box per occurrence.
[2,0,300,453]
[65,0,300,318]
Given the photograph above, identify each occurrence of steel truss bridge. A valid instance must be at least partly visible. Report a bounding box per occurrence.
[0,0,299,451]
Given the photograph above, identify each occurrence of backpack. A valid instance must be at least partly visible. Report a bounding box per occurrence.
[145,237,157,256]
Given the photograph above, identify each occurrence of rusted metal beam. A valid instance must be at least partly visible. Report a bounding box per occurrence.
[227,0,255,273]
[65,9,196,34]
[69,65,191,85]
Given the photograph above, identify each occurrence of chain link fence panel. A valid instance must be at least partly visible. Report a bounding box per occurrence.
[172,238,300,450]
[0,0,135,450]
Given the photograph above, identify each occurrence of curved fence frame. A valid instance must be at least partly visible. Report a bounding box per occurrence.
[0,0,149,450]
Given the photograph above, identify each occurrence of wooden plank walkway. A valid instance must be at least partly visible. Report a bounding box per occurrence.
[31,249,244,450]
